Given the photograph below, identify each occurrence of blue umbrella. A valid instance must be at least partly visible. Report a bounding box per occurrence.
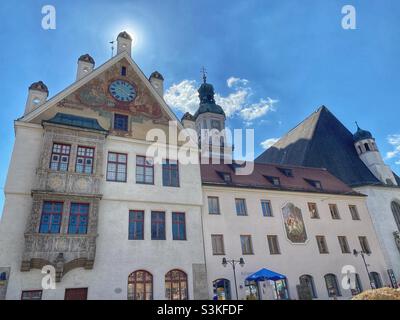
[246,268,286,282]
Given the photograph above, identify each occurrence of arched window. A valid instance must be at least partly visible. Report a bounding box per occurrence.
[357,145,362,154]
[370,272,382,289]
[351,273,363,295]
[128,270,153,300]
[299,274,317,298]
[165,269,188,300]
[213,279,231,300]
[364,143,371,151]
[324,274,341,297]
[391,201,400,231]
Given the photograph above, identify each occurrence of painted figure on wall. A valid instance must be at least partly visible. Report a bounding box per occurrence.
[282,203,307,243]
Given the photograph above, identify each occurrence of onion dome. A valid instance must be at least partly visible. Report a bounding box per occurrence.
[29,81,48,94]
[118,31,132,40]
[78,54,95,65]
[194,81,225,119]
[149,71,164,80]
[353,122,373,142]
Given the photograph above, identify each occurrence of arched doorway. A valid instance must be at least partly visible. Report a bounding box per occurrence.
[128,270,153,300]
[165,269,188,300]
[324,274,341,297]
[370,272,383,289]
[391,201,400,231]
[213,279,231,300]
[299,274,317,298]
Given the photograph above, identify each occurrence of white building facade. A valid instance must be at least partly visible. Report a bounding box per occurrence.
[200,164,389,300]
[0,32,394,300]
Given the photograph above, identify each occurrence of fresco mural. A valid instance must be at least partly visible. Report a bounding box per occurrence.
[282,203,308,243]
[56,58,170,126]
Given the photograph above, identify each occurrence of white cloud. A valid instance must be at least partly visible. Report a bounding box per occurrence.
[164,80,199,114]
[260,137,279,149]
[240,98,278,121]
[227,77,249,88]
[385,134,400,165]
[164,76,277,122]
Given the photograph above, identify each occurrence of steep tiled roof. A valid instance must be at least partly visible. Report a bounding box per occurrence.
[200,162,362,196]
[255,106,381,187]
[44,113,107,132]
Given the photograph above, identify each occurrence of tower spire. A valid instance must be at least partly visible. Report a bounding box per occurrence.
[201,66,207,84]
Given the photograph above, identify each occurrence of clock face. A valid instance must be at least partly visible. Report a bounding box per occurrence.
[109,80,136,102]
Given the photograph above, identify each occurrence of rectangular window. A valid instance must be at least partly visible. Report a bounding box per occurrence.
[129,210,144,240]
[172,212,186,240]
[136,156,154,184]
[261,200,273,217]
[359,236,371,254]
[349,205,360,220]
[316,235,329,254]
[308,202,319,219]
[240,235,254,255]
[64,288,88,300]
[162,159,179,187]
[68,203,89,234]
[235,198,247,216]
[114,114,129,131]
[267,235,281,254]
[21,290,43,300]
[329,204,340,220]
[338,236,351,254]
[151,211,166,240]
[208,197,220,215]
[75,146,95,174]
[50,143,71,171]
[107,152,127,182]
[39,201,63,234]
[211,234,225,255]
[121,66,127,76]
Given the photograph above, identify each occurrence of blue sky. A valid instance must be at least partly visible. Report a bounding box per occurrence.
[0,0,400,212]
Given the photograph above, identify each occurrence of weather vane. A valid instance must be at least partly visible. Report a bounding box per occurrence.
[201,66,207,83]
[110,40,115,58]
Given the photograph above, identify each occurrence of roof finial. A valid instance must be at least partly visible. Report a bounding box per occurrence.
[355,121,360,130]
[201,66,207,84]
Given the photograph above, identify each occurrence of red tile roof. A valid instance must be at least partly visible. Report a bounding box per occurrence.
[200,162,363,196]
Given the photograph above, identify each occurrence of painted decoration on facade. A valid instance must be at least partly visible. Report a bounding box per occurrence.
[282,203,307,243]
[57,58,170,125]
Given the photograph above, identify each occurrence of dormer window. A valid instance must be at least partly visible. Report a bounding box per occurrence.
[217,171,232,183]
[265,175,281,186]
[305,179,323,190]
[277,167,293,177]
[121,66,127,76]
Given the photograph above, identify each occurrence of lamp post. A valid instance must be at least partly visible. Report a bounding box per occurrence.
[353,249,374,289]
[222,257,245,300]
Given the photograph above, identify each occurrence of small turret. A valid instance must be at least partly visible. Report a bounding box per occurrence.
[24,81,49,115]
[76,54,95,80]
[353,122,397,185]
[149,71,164,96]
[117,31,132,56]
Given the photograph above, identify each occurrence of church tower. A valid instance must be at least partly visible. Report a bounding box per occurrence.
[181,70,232,161]
[353,123,398,185]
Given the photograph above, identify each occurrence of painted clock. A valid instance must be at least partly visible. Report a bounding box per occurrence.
[109,80,136,102]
